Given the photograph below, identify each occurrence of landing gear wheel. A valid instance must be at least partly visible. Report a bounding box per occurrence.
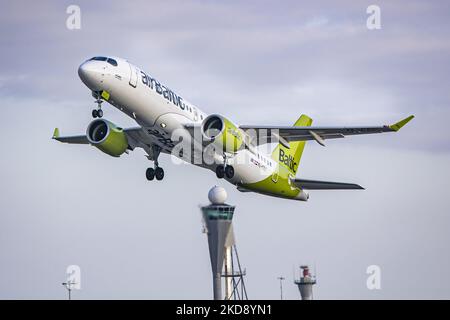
[97,109,103,118]
[225,165,235,179]
[92,109,98,118]
[146,168,155,181]
[216,165,225,179]
[155,167,164,181]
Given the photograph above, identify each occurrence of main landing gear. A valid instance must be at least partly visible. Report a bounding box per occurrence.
[216,165,235,179]
[146,145,165,181]
[146,166,164,181]
[216,154,235,179]
[92,97,103,118]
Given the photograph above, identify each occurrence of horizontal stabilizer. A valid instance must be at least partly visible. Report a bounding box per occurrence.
[293,178,364,190]
[53,128,60,139]
[236,185,253,192]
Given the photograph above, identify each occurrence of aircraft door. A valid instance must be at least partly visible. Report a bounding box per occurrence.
[128,63,137,88]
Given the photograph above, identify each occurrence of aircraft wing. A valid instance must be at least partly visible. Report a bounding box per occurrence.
[52,127,169,160]
[52,127,143,145]
[292,178,364,190]
[239,115,414,146]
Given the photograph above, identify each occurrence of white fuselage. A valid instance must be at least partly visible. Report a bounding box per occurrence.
[78,56,278,186]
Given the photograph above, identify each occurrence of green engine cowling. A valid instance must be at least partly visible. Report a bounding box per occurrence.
[86,119,128,157]
[201,114,244,153]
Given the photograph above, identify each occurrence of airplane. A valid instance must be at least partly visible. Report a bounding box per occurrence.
[53,56,414,201]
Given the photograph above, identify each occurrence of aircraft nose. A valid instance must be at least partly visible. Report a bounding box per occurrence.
[78,61,103,90]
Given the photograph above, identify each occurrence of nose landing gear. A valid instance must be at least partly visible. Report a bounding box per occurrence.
[92,95,104,118]
[92,108,103,118]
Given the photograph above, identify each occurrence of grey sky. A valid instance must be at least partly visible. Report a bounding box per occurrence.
[0,0,449,299]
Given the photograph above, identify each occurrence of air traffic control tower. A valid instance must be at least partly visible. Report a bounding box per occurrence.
[201,186,247,300]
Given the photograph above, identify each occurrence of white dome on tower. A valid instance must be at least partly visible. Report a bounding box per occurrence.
[208,186,227,204]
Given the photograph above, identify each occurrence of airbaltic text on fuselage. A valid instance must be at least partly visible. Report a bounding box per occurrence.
[140,71,188,111]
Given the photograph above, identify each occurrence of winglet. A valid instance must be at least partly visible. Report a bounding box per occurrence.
[389,115,414,132]
[52,128,60,139]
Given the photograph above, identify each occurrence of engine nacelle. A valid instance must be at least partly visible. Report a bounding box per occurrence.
[86,119,128,157]
[201,114,244,153]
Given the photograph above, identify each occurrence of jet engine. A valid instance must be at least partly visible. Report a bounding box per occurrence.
[86,119,128,157]
[201,114,244,153]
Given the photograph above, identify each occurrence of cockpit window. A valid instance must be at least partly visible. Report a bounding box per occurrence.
[88,56,118,67]
[90,56,107,61]
[107,58,118,66]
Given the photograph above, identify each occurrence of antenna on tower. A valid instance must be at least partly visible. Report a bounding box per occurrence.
[292,264,296,284]
[314,263,318,283]
[277,276,285,300]
[61,280,77,300]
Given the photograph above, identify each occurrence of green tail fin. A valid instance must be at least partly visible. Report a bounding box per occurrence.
[272,114,312,175]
